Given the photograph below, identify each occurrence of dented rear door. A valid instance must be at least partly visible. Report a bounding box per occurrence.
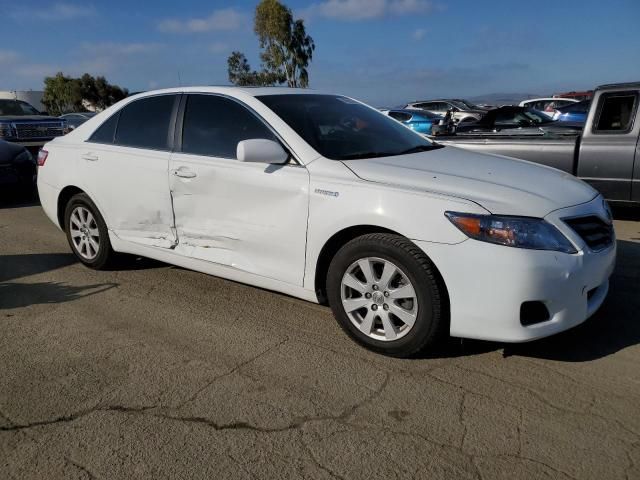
[80,94,179,248]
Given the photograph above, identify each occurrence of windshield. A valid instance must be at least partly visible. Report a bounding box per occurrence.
[559,101,590,114]
[492,108,554,126]
[257,94,439,160]
[0,99,40,116]
[458,100,481,110]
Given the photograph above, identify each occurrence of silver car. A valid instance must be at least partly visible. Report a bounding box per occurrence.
[405,99,485,123]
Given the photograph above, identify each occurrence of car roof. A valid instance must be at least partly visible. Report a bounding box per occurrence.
[409,99,454,103]
[521,97,578,102]
[127,86,319,100]
[388,108,440,117]
[596,81,640,90]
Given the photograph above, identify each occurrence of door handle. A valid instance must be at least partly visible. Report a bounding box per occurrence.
[81,153,98,161]
[172,168,197,178]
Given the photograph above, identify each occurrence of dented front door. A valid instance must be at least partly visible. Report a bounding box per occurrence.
[169,153,310,286]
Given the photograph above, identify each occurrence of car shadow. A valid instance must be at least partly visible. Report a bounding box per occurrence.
[420,239,640,362]
[0,281,118,310]
[104,254,168,272]
[0,253,77,282]
[0,196,40,210]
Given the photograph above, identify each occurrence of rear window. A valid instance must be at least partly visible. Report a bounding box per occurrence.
[114,95,177,150]
[594,92,637,133]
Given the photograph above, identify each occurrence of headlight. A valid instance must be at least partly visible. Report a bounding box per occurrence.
[445,211,577,254]
[0,122,14,139]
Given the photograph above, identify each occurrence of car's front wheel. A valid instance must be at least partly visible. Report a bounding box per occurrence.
[64,193,114,269]
[327,233,447,357]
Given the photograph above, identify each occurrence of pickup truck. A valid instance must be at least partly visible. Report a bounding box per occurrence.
[435,82,640,204]
[0,98,68,156]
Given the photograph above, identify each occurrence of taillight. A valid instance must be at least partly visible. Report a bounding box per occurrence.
[37,149,49,167]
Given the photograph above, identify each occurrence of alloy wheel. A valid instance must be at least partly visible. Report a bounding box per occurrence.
[340,257,418,341]
[69,206,100,260]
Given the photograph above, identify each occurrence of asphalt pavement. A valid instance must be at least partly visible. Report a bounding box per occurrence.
[1,200,639,479]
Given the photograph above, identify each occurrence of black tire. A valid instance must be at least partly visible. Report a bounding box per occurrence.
[327,233,448,357]
[64,193,115,269]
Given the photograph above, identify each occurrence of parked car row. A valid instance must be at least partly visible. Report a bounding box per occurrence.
[437,82,640,204]
[0,99,101,193]
[382,95,592,139]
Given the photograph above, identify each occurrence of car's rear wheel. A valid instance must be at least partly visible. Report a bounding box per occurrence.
[327,233,447,357]
[64,193,114,269]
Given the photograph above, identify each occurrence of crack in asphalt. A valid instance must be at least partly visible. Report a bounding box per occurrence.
[175,335,291,409]
[66,456,99,480]
[155,372,391,435]
[0,404,159,433]
[452,364,640,442]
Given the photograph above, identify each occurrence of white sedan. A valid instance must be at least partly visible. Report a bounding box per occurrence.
[37,87,616,357]
[518,97,578,119]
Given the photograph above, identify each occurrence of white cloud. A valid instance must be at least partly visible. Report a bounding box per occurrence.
[0,50,19,64]
[158,8,246,33]
[14,63,58,78]
[412,28,426,40]
[302,0,440,21]
[11,3,96,21]
[80,42,162,56]
[209,42,229,54]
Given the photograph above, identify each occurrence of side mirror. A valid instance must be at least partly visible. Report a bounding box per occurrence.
[237,139,289,164]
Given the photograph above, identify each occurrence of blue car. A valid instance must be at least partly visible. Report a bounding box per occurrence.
[555,100,590,124]
[384,109,442,135]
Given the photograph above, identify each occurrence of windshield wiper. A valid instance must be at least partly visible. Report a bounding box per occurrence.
[338,151,392,160]
[397,144,442,155]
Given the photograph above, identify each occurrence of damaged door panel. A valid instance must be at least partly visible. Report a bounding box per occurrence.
[170,153,309,285]
[81,93,179,248]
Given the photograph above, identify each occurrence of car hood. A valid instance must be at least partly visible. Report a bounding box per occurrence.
[0,115,62,122]
[343,146,598,217]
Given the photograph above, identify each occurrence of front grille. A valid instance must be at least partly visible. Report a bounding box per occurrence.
[563,215,614,251]
[13,122,65,140]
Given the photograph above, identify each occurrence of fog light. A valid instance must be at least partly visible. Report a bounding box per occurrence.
[520,301,550,326]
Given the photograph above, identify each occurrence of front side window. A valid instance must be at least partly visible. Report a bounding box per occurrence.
[114,95,176,150]
[594,93,637,133]
[181,94,277,158]
[258,94,438,160]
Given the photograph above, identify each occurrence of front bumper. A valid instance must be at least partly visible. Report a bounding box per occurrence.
[416,197,616,342]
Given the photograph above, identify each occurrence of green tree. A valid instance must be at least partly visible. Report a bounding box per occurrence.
[227,0,314,88]
[43,73,128,115]
[42,73,83,115]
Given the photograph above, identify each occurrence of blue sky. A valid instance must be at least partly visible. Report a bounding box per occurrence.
[1,0,639,106]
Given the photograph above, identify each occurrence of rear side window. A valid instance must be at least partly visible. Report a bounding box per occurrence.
[114,95,176,150]
[88,113,119,144]
[181,94,277,159]
[594,92,637,133]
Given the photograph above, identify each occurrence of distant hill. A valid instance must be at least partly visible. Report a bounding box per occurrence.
[468,93,542,106]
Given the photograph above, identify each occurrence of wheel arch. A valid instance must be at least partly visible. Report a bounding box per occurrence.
[313,225,450,314]
[57,185,85,231]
